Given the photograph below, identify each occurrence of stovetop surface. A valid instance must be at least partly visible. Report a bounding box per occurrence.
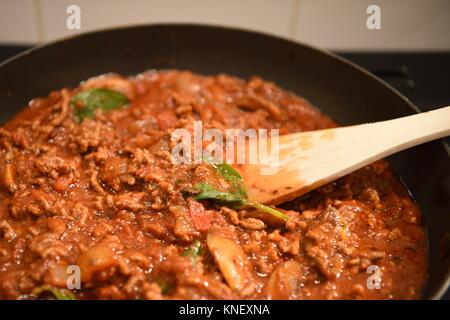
[0,45,449,300]
[338,52,450,112]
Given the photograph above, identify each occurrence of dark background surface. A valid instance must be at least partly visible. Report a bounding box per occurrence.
[0,45,449,299]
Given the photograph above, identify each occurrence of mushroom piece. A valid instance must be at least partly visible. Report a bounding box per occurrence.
[77,242,118,282]
[266,260,303,299]
[206,231,255,296]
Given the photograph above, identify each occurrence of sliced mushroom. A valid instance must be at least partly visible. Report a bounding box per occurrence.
[207,231,255,296]
[77,242,118,282]
[266,260,303,299]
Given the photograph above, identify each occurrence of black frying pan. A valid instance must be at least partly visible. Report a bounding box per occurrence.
[0,24,448,299]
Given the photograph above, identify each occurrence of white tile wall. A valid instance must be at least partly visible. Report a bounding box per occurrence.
[294,0,450,51]
[0,0,40,43]
[0,0,449,50]
[38,0,295,42]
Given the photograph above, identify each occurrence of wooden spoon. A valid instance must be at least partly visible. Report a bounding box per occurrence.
[237,106,450,205]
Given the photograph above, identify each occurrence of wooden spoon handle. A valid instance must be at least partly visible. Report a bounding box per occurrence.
[365,106,450,154]
[243,106,450,205]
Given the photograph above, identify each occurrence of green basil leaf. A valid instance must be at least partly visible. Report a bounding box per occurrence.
[215,163,248,198]
[246,202,289,221]
[155,278,173,295]
[196,160,289,222]
[194,183,245,204]
[182,239,204,265]
[70,88,128,121]
[33,286,76,300]
[203,158,247,199]
[193,183,288,221]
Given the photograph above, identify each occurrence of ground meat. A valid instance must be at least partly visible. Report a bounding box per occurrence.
[0,71,427,300]
[28,234,70,260]
[0,221,15,241]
